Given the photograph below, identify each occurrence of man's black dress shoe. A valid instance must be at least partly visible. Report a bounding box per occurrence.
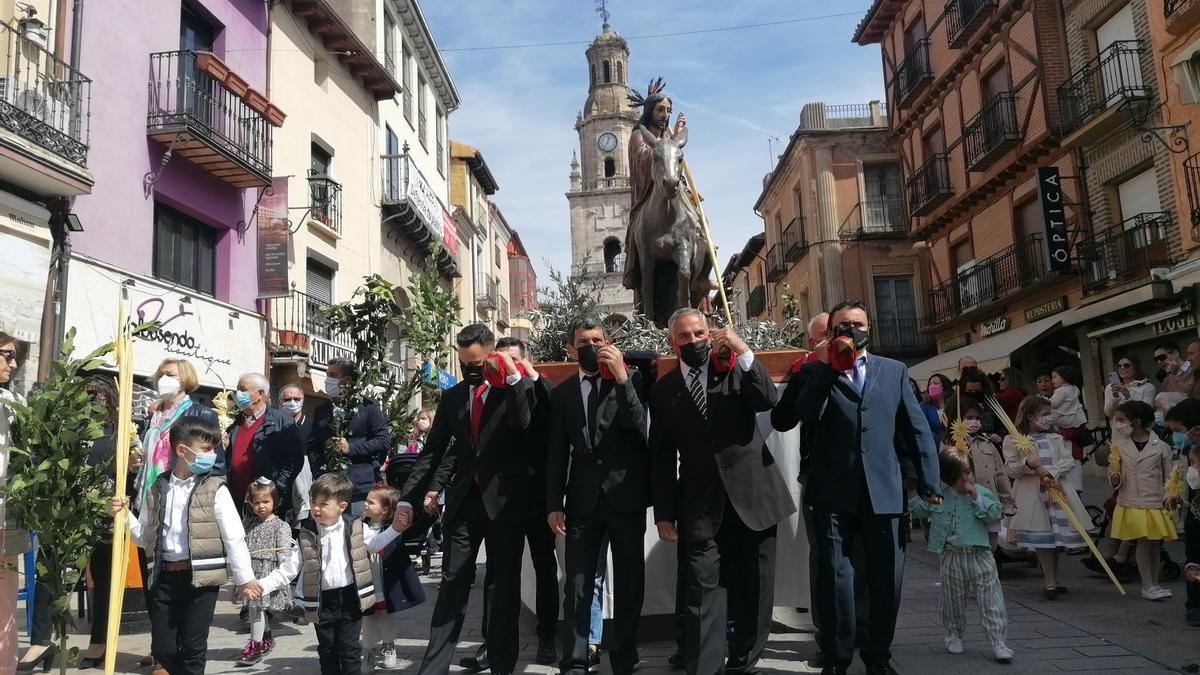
[535,638,556,665]
[819,666,848,675]
[865,663,899,675]
[459,647,489,673]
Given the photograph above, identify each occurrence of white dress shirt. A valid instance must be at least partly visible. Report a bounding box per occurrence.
[258,517,355,595]
[677,349,756,404]
[127,473,254,586]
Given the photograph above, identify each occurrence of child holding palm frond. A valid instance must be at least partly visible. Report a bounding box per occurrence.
[945,398,1015,547]
[1001,396,1091,599]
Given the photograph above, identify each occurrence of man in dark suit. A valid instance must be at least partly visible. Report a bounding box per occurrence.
[651,308,796,675]
[460,336,559,671]
[779,300,941,675]
[397,323,533,675]
[547,316,650,675]
[310,358,392,514]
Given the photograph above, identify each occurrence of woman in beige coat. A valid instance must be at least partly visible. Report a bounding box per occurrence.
[1003,396,1092,599]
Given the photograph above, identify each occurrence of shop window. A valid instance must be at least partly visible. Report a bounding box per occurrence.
[153,203,216,295]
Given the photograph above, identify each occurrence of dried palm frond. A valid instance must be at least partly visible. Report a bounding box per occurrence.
[986,396,1035,457]
[950,419,971,456]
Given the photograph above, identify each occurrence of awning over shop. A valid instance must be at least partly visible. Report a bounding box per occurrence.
[1061,281,1174,327]
[907,316,1062,383]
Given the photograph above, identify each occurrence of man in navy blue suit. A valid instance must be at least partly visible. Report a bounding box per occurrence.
[774,300,941,675]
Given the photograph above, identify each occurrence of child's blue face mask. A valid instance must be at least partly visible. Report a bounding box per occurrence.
[1172,431,1192,451]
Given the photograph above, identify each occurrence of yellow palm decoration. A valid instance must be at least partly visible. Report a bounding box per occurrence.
[1165,463,1185,507]
[1108,441,1122,473]
[950,419,971,456]
[212,390,235,430]
[984,397,1125,595]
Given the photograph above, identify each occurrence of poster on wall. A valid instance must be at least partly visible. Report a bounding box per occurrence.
[65,256,267,390]
[0,232,50,342]
[441,208,458,258]
[257,176,290,299]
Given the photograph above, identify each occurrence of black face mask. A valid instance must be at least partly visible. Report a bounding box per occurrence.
[576,344,600,374]
[679,340,711,369]
[834,324,871,352]
[461,363,485,386]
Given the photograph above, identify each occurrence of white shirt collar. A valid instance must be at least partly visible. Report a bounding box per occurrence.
[679,359,707,382]
[168,473,196,488]
[316,518,344,535]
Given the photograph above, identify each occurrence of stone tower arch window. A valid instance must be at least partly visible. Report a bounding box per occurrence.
[617,61,624,84]
[603,60,611,83]
[590,63,595,87]
[604,157,616,178]
[604,237,622,272]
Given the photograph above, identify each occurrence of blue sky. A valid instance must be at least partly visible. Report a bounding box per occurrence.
[422,1,884,282]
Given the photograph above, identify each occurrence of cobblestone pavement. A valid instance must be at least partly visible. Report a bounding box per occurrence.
[18,473,1200,673]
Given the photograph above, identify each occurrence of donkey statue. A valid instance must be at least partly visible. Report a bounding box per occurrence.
[623,126,712,328]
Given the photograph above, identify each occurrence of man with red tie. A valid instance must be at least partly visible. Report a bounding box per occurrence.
[398,324,533,675]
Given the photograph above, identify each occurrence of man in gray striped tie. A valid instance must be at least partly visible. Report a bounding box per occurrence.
[650,308,795,675]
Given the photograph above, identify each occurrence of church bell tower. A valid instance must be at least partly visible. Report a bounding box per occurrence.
[566,21,637,318]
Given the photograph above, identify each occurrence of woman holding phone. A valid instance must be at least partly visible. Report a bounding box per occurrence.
[1103,355,1157,418]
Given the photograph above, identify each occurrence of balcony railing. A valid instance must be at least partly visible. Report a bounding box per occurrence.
[476,273,499,310]
[436,140,444,176]
[782,216,808,261]
[894,39,933,106]
[946,0,996,48]
[858,195,908,235]
[270,290,403,381]
[766,243,788,282]
[307,171,342,234]
[963,92,1021,171]
[1166,0,1186,16]
[403,89,412,122]
[1057,40,1147,137]
[928,233,1058,324]
[498,297,510,328]
[872,317,934,354]
[147,50,273,186]
[574,255,624,276]
[418,111,427,149]
[906,153,951,216]
[580,176,631,191]
[383,51,396,79]
[0,19,90,166]
[1184,151,1200,233]
[1079,213,1174,295]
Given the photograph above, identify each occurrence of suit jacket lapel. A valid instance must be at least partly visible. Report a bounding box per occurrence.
[566,376,590,451]
[476,386,505,450]
[592,379,616,449]
[860,357,878,399]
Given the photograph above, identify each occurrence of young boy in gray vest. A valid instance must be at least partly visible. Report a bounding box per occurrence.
[251,472,394,674]
[108,416,256,675]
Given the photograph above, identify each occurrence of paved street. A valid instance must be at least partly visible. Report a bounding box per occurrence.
[20,479,1199,675]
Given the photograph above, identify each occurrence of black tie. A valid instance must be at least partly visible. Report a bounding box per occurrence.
[585,375,600,446]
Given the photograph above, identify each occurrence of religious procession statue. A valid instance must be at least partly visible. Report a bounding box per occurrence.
[623,78,714,328]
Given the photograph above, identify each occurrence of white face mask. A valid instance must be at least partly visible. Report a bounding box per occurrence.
[965,419,982,433]
[280,399,303,415]
[416,419,431,432]
[1113,422,1132,438]
[1187,466,1200,491]
[156,375,181,399]
[324,376,341,397]
[1033,414,1055,432]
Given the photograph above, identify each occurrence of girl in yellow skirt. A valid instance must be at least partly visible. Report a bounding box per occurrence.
[1109,400,1177,601]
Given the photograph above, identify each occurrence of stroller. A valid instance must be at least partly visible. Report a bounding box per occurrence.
[384,451,442,575]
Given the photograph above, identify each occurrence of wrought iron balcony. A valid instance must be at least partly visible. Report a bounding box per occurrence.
[1057,40,1147,139]
[783,216,808,261]
[857,195,908,236]
[1079,213,1174,295]
[381,152,458,278]
[964,92,1021,172]
[307,171,342,234]
[894,39,933,107]
[1168,0,1185,15]
[906,153,951,216]
[1184,151,1200,235]
[946,0,996,48]
[928,233,1058,324]
[269,290,403,382]
[574,254,625,276]
[766,243,788,282]
[384,51,396,79]
[147,50,277,188]
[872,317,934,355]
[476,273,499,311]
[0,19,90,168]
[1166,0,1200,35]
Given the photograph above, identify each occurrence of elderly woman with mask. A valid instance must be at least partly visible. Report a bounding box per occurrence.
[135,359,221,504]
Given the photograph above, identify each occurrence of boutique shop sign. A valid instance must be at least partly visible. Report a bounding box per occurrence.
[64,255,267,389]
